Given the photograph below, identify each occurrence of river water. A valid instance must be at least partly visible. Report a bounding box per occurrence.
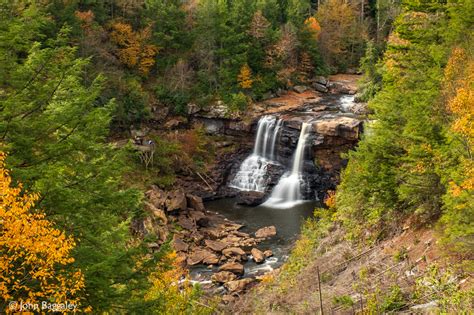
[189,198,319,283]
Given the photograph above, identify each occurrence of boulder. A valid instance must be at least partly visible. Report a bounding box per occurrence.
[164,117,187,129]
[251,248,265,263]
[314,76,328,86]
[166,189,187,212]
[223,247,246,257]
[313,82,328,93]
[237,191,266,206]
[144,202,167,224]
[222,295,236,304]
[263,249,273,258]
[146,187,168,209]
[211,271,238,284]
[188,210,209,227]
[202,253,220,265]
[312,116,362,140]
[293,85,308,93]
[201,226,222,239]
[178,215,196,231]
[224,278,254,292]
[328,82,356,95]
[219,262,244,275]
[187,103,200,115]
[187,249,216,266]
[223,223,244,232]
[205,239,228,252]
[255,226,277,238]
[172,235,189,252]
[186,194,205,212]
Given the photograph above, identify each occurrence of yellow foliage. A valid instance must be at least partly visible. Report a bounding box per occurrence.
[324,190,336,209]
[304,17,321,39]
[110,22,158,75]
[443,47,474,199]
[145,251,203,313]
[0,152,85,312]
[238,63,253,89]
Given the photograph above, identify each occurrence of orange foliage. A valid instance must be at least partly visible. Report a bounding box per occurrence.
[238,64,253,89]
[110,22,158,75]
[304,16,321,39]
[324,190,336,208]
[75,10,94,30]
[0,153,85,311]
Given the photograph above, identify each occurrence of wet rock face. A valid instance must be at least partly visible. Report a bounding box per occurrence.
[184,82,364,201]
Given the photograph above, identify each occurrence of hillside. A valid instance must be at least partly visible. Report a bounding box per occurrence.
[0,0,472,314]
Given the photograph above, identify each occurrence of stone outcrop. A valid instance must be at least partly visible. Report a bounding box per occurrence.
[236,191,266,206]
[187,249,216,266]
[186,194,205,212]
[251,248,265,263]
[211,271,237,284]
[205,239,228,252]
[255,226,277,239]
[166,189,187,212]
[219,262,245,275]
[224,278,254,292]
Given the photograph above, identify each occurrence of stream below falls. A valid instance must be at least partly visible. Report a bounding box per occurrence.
[189,198,319,284]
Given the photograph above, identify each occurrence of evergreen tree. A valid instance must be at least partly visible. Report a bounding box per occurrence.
[0,5,149,311]
[336,0,473,252]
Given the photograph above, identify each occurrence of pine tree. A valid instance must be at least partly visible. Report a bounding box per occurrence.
[0,5,145,311]
[249,10,271,39]
[297,51,314,82]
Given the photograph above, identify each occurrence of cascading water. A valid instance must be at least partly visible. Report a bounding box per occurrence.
[230,115,282,192]
[263,122,312,208]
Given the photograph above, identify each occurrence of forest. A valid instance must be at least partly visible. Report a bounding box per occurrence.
[0,0,472,314]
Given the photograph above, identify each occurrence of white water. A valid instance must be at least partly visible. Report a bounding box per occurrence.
[230,115,282,192]
[339,95,356,112]
[263,122,312,209]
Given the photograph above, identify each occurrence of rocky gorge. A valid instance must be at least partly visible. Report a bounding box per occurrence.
[134,74,367,299]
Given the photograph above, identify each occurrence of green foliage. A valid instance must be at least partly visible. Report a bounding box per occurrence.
[0,5,155,312]
[357,40,383,101]
[414,264,474,312]
[336,1,473,248]
[393,246,408,262]
[155,84,190,115]
[332,295,354,308]
[227,92,249,112]
[112,77,150,129]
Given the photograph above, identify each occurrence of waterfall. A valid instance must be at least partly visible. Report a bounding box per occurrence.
[263,122,312,208]
[230,115,282,192]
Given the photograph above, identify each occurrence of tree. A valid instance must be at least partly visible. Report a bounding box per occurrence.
[335,0,473,251]
[110,22,158,75]
[287,0,312,26]
[249,10,271,39]
[316,0,368,71]
[238,63,254,89]
[0,153,86,312]
[438,46,474,255]
[0,5,144,311]
[297,51,314,82]
[304,16,321,39]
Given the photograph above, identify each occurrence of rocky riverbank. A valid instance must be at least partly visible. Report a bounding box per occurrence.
[132,185,280,298]
[133,74,368,299]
